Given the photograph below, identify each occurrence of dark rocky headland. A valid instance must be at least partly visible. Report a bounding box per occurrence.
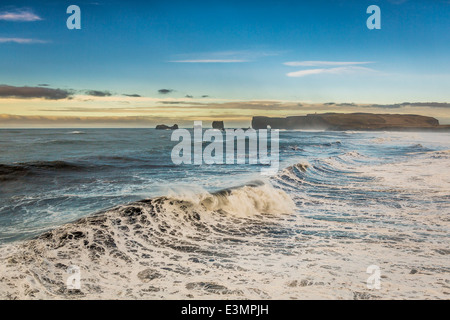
[156,124,179,130]
[252,113,450,131]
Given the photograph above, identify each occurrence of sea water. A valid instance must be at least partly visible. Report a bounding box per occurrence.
[0,129,448,299]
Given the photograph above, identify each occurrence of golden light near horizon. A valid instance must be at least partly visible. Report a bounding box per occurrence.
[1,93,450,128]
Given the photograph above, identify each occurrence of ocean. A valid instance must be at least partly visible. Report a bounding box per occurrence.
[0,128,449,299]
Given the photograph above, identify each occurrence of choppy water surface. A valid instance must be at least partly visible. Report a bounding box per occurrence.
[0,129,449,299]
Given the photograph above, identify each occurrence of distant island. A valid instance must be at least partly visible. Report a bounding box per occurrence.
[156,124,179,130]
[252,113,450,131]
[212,121,225,130]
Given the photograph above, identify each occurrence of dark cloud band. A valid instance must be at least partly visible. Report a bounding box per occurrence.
[123,94,141,97]
[0,85,72,100]
[158,89,173,94]
[85,90,112,97]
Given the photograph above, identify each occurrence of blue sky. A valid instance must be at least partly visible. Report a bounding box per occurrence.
[0,0,449,126]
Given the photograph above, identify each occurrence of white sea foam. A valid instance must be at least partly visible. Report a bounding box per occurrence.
[360,150,450,193]
[1,131,449,300]
[0,182,297,299]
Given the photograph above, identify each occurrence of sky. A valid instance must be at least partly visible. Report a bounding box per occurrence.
[0,0,449,127]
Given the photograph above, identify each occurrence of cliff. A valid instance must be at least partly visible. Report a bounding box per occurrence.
[251,113,449,131]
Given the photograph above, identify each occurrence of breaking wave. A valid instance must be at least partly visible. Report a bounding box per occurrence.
[0,180,295,299]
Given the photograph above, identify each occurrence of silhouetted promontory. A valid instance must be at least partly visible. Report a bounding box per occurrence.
[252,113,450,131]
[155,124,179,130]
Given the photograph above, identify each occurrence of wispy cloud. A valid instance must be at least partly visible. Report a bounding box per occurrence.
[0,37,48,44]
[27,100,450,115]
[169,49,282,64]
[0,114,253,128]
[369,102,450,109]
[0,8,42,21]
[0,114,187,127]
[286,66,375,77]
[284,61,373,67]
[169,59,247,63]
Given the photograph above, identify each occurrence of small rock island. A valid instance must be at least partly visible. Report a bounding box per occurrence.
[212,121,225,130]
[155,124,179,130]
[252,113,450,131]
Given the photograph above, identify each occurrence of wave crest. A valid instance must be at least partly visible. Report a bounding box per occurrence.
[0,182,295,298]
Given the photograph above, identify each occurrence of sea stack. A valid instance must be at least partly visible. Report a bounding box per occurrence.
[212,121,225,130]
[156,124,179,130]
